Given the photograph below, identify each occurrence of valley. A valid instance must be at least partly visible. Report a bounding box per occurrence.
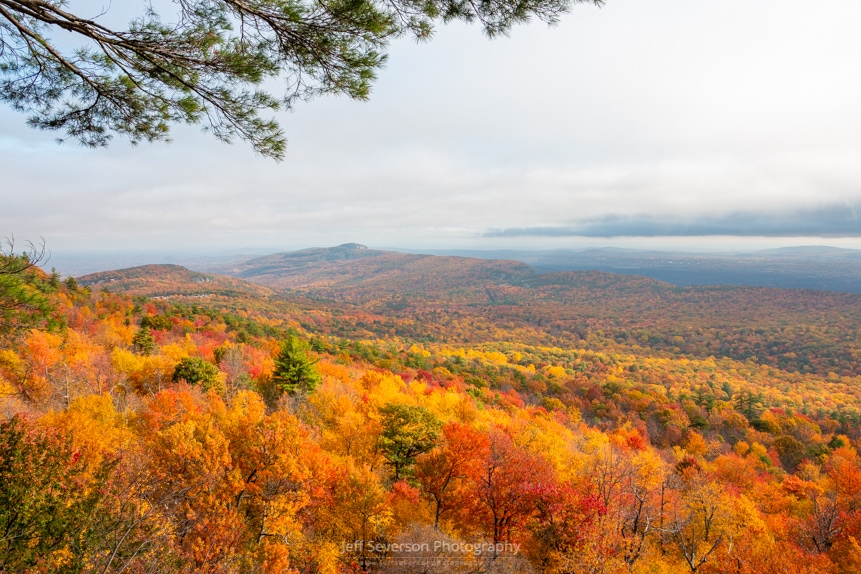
[2,245,861,573]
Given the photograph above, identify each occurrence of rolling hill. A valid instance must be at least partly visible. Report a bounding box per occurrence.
[8,248,861,574]
[77,246,861,377]
[221,243,534,299]
[77,264,275,300]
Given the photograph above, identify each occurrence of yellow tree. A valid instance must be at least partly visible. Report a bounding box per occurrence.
[314,460,392,572]
[221,391,318,571]
[143,388,245,573]
[666,477,735,573]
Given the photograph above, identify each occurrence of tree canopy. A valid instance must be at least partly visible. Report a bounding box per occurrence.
[0,0,602,159]
[272,335,321,394]
[171,356,222,391]
[378,403,441,480]
[0,237,55,340]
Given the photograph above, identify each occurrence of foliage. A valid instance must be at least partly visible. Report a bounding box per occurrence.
[132,327,156,355]
[378,403,441,480]
[3,264,861,573]
[0,0,602,158]
[140,314,173,331]
[0,238,55,339]
[115,252,861,377]
[171,356,222,391]
[272,335,321,395]
[0,416,111,572]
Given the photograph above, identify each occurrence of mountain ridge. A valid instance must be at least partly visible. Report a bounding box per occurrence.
[78,263,275,299]
[75,248,861,377]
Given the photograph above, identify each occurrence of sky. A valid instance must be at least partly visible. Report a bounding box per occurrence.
[3,0,861,272]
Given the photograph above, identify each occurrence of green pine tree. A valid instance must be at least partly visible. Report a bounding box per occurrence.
[172,357,222,392]
[131,327,156,356]
[272,336,321,395]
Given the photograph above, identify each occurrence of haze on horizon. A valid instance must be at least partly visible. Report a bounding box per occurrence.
[3,0,861,260]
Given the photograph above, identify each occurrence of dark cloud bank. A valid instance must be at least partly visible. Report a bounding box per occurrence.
[487,204,861,238]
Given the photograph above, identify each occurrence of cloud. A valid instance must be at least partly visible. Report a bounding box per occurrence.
[486,204,861,238]
[4,0,861,254]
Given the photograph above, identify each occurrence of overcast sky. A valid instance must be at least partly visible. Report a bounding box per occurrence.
[3,0,861,271]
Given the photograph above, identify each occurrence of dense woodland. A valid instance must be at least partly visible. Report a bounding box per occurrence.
[84,248,861,378]
[3,251,861,573]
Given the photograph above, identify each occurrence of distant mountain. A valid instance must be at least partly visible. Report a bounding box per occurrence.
[50,249,282,277]
[753,245,861,258]
[77,264,275,299]
[420,245,861,293]
[220,243,535,303]
[67,244,861,295]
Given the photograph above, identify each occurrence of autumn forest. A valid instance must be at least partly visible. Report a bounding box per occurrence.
[3,243,861,574]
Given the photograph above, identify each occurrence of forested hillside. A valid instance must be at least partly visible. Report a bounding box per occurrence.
[88,245,861,377]
[3,252,861,573]
[79,264,275,299]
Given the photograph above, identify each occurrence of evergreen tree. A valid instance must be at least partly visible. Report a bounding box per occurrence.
[132,327,156,356]
[172,357,222,392]
[0,239,54,340]
[272,336,321,395]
